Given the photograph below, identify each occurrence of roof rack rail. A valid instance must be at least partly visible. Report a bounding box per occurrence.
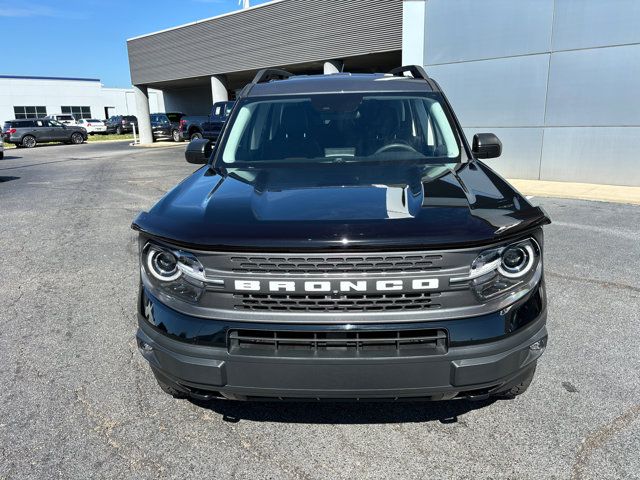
[251,68,293,85]
[239,68,293,98]
[389,65,440,91]
[389,65,430,81]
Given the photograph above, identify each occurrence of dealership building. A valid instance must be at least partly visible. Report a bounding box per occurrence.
[0,75,164,126]
[127,0,640,187]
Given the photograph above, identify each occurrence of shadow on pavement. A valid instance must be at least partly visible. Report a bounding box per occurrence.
[192,397,497,424]
[0,176,20,183]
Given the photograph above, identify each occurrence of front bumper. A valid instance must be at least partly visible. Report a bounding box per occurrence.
[136,287,547,401]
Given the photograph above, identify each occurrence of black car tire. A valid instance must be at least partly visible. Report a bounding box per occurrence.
[22,135,37,148]
[0,151,3,160]
[495,366,536,399]
[190,131,203,141]
[151,370,188,399]
[71,132,84,145]
[172,129,180,142]
[116,126,123,135]
[156,378,188,399]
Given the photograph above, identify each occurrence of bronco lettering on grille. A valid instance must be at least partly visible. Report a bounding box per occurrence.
[233,279,439,292]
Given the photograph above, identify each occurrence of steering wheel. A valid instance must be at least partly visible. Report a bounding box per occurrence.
[374,143,419,155]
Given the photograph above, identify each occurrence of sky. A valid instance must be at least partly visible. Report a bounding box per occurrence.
[0,0,271,88]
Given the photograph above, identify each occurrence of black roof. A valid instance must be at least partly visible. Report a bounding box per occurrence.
[247,73,436,98]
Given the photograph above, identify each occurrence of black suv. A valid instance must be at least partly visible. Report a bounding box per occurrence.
[105,115,137,134]
[3,118,87,148]
[133,66,550,402]
[150,113,184,142]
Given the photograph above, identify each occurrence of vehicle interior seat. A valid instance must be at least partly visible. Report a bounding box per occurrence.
[265,103,322,159]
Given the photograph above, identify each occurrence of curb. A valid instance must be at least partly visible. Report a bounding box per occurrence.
[131,142,186,149]
[508,179,640,206]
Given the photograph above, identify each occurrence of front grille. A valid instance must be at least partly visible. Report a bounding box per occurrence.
[233,292,442,312]
[228,328,448,357]
[228,253,443,274]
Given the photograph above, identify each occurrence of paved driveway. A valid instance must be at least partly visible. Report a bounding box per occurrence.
[0,141,638,479]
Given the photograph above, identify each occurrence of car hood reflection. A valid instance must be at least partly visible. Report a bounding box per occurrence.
[132,162,550,250]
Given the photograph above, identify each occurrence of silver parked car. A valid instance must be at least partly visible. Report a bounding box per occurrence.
[2,118,88,148]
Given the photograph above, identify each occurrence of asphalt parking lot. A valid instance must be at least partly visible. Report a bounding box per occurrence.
[0,141,638,479]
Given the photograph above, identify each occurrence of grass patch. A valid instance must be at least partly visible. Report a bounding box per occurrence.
[87,133,133,142]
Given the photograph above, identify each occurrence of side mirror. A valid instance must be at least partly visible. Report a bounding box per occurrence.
[472,133,502,159]
[185,138,214,164]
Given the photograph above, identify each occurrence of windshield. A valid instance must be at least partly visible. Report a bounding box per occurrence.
[218,93,462,166]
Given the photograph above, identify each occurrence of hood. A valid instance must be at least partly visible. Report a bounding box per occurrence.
[132,161,550,251]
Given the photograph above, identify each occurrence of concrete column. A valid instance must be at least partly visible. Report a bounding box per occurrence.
[402,0,427,66]
[323,60,343,75]
[133,85,153,144]
[210,75,229,103]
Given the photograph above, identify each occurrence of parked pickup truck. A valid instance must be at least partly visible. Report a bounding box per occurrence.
[179,101,234,142]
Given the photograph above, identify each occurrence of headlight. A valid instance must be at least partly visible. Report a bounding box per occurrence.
[499,244,535,278]
[455,237,542,301]
[141,243,210,303]
[147,248,181,281]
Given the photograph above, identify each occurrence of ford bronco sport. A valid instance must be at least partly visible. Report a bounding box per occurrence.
[133,66,550,402]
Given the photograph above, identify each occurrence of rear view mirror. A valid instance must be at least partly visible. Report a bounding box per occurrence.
[472,133,502,159]
[185,138,214,164]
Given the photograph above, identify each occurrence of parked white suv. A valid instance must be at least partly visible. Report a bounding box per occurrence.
[46,114,78,126]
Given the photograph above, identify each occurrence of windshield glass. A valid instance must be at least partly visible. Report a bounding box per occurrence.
[219,93,462,166]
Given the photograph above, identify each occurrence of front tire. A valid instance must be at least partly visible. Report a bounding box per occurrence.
[190,131,203,141]
[116,126,123,135]
[71,132,84,144]
[22,135,37,148]
[495,366,536,399]
[151,369,187,399]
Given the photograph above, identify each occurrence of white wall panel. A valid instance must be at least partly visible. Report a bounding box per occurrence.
[402,0,426,66]
[540,127,640,186]
[553,0,640,51]
[545,45,640,127]
[0,78,164,125]
[424,0,553,65]
[429,55,549,128]
[464,127,544,180]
